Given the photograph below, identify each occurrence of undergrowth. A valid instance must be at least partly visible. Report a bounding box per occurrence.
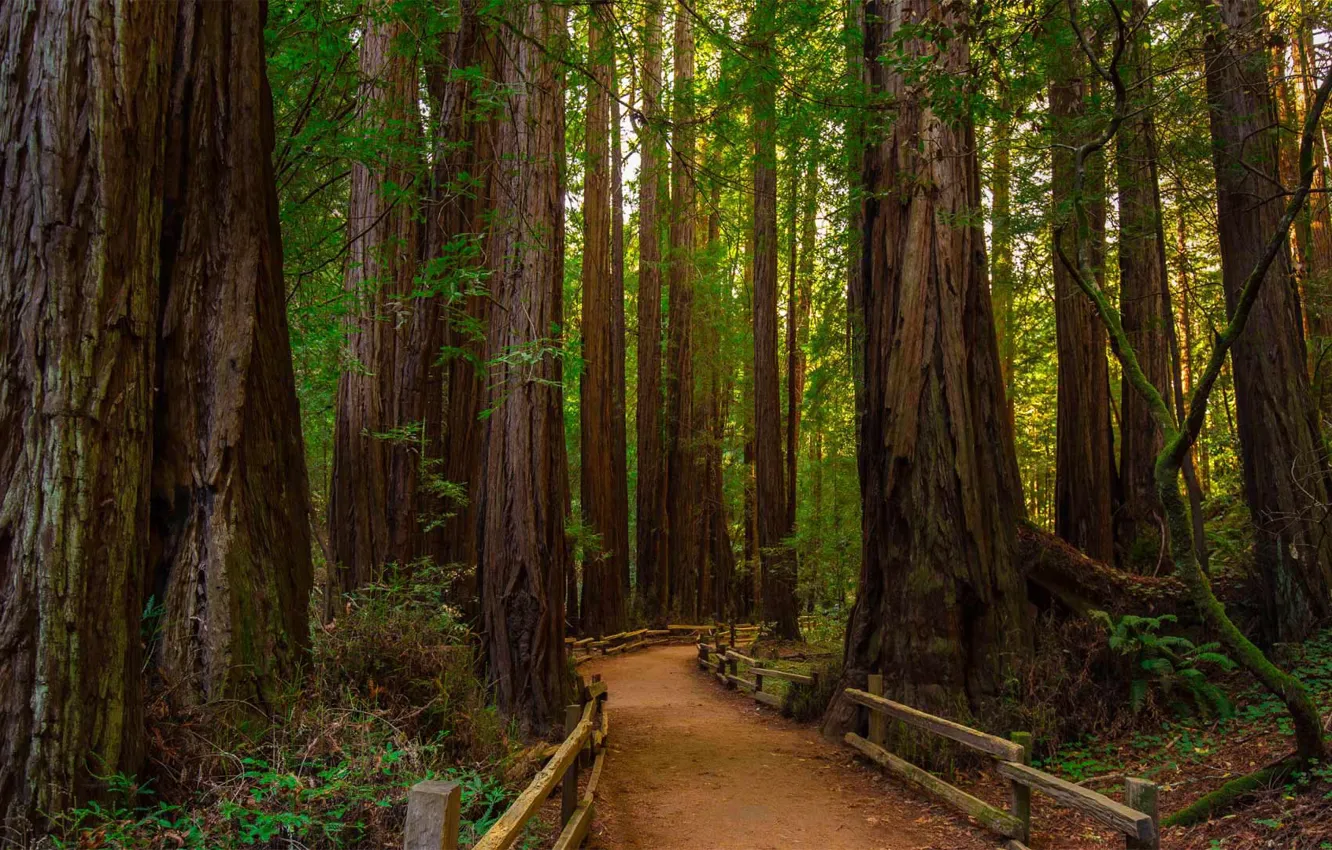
[25,566,522,850]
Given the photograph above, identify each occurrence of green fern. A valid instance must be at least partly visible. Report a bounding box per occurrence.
[1092,610,1237,719]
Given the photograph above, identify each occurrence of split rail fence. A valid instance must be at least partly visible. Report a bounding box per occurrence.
[843,676,1160,850]
[402,675,610,850]
[696,642,819,711]
[568,624,717,665]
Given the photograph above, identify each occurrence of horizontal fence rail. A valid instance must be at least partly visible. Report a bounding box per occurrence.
[843,675,1160,849]
[568,625,715,665]
[404,675,610,850]
[696,642,820,712]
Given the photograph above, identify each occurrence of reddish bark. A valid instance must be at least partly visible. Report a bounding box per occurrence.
[636,0,668,620]
[1051,31,1115,563]
[326,11,421,616]
[751,0,800,640]
[666,4,701,620]
[153,0,313,709]
[476,1,572,733]
[1206,0,1332,641]
[0,0,176,820]
[580,2,628,636]
[826,0,1029,731]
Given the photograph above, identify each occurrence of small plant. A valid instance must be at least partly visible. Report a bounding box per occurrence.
[1090,611,1238,718]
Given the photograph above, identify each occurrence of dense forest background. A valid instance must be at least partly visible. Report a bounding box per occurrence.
[5,0,1332,846]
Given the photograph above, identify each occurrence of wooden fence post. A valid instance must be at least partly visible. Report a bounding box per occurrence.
[726,653,738,688]
[867,674,885,748]
[1125,778,1159,850]
[754,672,764,694]
[562,705,582,825]
[1009,731,1032,844]
[404,780,461,850]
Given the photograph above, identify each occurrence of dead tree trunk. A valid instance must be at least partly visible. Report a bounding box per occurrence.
[475,0,572,734]
[0,0,176,822]
[153,0,314,709]
[580,1,628,636]
[636,0,669,621]
[826,0,1030,733]
[1206,0,1332,641]
[751,0,801,640]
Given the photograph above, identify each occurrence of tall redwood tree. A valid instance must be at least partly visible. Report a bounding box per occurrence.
[580,0,628,636]
[476,0,572,733]
[826,0,1030,731]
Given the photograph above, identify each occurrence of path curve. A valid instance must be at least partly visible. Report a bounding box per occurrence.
[580,645,993,850]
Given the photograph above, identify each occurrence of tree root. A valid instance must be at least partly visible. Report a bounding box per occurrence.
[1162,752,1301,828]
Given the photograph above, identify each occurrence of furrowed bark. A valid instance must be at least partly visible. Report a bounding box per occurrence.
[580,1,628,637]
[1204,0,1332,641]
[476,0,572,735]
[0,0,176,821]
[666,2,700,620]
[751,0,800,640]
[153,0,314,709]
[326,9,421,617]
[1050,10,1115,564]
[825,0,1030,735]
[636,0,668,621]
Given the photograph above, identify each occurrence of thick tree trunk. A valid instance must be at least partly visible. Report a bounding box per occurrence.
[476,0,571,734]
[0,0,175,821]
[428,1,492,611]
[326,12,421,617]
[752,0,800,640]
[636,0,668,621]
[1051,29,1115,563]
[153,0,314,709]
[1206,0,1332,641]
[1115,0,1172,571]
[580,2,628,637]
[698,196,736,620]
[826,0,1030,734]
[666,3,700,620]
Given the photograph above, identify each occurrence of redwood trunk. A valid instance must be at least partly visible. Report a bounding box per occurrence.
[826,0,1029,732]
[666,4,700,620]
[429,1,493,609]
[785,164,817,533]
[1115,0,1171,570]
[636,0,668,620]
[153,0,314,709]
[1206,0,1332,641]
[476,0,571,733]
[1051,32,1115,563]
[580,2,628,636]
[326,12,421,616]
[0,0,175,820]
[752,0,800,640]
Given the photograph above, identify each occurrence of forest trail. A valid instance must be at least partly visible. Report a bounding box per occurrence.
[579,645,993,850]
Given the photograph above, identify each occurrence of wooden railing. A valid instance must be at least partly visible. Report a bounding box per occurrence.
[696,642,819,712]
[843,676,1160,850]
[568,624,715,665]
[402,676,610,850]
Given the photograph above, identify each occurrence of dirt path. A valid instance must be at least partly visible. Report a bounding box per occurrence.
[579,645,994,850]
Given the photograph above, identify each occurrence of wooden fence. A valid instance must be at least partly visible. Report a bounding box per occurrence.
[843,676,1160,850]
[696,642,819,712]
[403,675,610,850]
[568,624,715,665]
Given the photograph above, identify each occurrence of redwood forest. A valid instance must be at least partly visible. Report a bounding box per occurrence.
[5,0,1332,847]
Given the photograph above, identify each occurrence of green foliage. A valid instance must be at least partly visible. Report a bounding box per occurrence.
[1091,611,1237,718]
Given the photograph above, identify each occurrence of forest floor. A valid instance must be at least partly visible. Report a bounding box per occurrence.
[578,645,993,850]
